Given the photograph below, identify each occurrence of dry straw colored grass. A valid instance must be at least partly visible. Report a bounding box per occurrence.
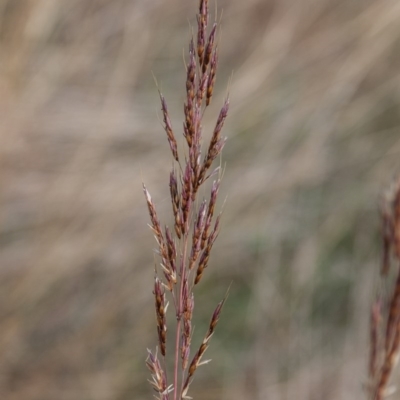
[1,0,400,399]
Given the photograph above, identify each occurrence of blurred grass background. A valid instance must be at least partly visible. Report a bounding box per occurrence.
[1,0,400,399]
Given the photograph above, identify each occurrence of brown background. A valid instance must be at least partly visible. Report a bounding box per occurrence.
[1,0,400,399]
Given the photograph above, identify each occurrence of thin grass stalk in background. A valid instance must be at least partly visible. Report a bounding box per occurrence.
[143,1,229,399]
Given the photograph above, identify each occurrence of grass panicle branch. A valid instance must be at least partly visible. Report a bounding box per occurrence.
[182,295,227,399]
[144,1,228,399]
[368,177,400,400]
[146,349,173,400]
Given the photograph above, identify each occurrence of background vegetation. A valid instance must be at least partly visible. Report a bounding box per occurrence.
[1,0,400,399]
